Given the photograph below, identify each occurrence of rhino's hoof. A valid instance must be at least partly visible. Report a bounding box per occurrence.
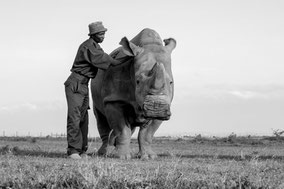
[140,154,149,160]
[98,145,115,157]
[111,153,131,160]
[149,154,157,159]
[110,148,132,160]
[119,154,132,160]
[97,148,107,156]
[138,153,157,160]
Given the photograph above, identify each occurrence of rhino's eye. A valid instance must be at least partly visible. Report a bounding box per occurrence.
[136,80,140,85]
[170,81,173,85]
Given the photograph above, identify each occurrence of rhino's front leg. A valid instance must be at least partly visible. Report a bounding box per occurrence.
[137,120,162,160]
[105,103,132,159]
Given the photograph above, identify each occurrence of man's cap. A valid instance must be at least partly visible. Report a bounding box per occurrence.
[88,21,107,36]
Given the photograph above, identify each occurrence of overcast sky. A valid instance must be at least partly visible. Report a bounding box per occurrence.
[0,0,283,137]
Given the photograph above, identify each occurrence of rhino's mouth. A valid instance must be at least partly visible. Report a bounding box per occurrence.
[143,95,171,120]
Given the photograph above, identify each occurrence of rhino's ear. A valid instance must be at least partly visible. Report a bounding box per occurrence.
[119,37,142,57]
[163,38,177,53]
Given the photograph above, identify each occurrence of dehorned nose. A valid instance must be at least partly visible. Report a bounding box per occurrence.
[153,78,164,89]
[150,62,165,90]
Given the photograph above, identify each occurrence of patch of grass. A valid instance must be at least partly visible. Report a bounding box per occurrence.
[0,137,284,188]
[1,154,284,188]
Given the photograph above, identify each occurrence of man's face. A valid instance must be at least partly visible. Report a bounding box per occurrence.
[93,32,105,43]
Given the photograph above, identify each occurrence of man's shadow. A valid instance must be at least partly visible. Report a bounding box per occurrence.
[0,146,66,158]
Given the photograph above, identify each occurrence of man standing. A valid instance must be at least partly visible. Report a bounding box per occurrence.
[64,21,121,159]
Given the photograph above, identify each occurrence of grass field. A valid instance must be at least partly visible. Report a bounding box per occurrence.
[0,136,284,189]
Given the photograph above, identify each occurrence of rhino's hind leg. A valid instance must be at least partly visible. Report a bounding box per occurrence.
[94,107,111,156]
[137,120,162,160]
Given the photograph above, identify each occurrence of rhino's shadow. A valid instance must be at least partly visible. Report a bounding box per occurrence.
[2,148,284,161]
[158,153,284,161]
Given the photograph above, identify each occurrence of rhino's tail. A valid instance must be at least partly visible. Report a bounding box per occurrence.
[108,129,117,147]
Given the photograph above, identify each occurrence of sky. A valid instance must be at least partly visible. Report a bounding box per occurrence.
[0,0,283,137]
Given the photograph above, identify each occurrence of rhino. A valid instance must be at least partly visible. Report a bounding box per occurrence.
[91,28,176,159]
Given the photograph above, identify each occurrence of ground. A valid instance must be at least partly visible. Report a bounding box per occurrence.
[0,135,284,188]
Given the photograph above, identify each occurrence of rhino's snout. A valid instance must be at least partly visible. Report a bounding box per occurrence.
[143,95,171,120]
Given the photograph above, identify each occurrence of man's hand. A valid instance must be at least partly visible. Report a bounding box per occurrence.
[111,59,123,66]
[111,55,130,66]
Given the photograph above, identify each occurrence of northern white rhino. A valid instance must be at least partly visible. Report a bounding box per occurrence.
[91,28,176,159]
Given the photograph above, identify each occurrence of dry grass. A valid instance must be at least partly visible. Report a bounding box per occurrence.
[0,136,284,188]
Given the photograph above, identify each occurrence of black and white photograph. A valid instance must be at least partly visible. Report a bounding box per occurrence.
[0,0,284,188]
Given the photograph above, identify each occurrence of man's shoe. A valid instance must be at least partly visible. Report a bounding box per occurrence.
[69,153,81,160]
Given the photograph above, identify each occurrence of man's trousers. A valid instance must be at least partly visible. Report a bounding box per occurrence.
[64,72,90,155]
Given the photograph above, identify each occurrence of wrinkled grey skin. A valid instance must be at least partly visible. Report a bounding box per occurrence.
[91,28,176,159]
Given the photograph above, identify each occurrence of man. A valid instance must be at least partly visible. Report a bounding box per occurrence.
[64,21,122,159]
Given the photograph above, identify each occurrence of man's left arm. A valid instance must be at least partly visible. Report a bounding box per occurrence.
[83,46,120,69]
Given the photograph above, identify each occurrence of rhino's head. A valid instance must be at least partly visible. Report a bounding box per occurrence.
[119,36,176,121]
